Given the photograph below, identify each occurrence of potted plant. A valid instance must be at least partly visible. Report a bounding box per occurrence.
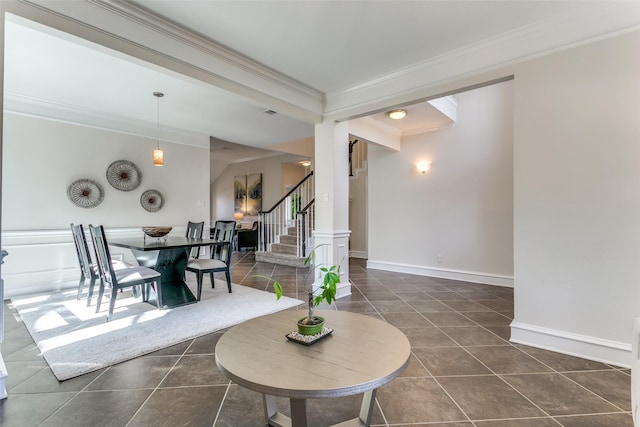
[258,246,340,336]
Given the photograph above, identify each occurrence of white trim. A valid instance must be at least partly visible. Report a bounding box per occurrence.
[402,122,455,137]
[325,3,640,119]
[4,95,210,149]
[349,250,367,259]
[510,321,631,369]
[313,230,352,240]
[8,0,322,123]
[366,259,513,288]
[335,281,352,300]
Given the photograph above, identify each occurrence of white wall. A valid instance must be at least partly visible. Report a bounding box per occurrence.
[510,31,640,365]
[2,113,210,296]
[368,81,514,285]
[349,168,368,258]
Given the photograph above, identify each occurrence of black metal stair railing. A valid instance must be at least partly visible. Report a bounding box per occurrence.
[258,171,314,256]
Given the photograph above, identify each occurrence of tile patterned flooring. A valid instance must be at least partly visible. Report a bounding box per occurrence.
[0,252,633,426]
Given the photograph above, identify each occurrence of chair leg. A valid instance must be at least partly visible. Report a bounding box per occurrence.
[210,273,215,288]
[225,270,232,293]
[95,280,105,313]
[86,276,97,307]
[107,288,118,322]
[76,274,86,300]
[196,273,203,301]
[155,280,163,309]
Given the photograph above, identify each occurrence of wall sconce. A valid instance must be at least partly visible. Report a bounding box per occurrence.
[152,91,164,166]
[416,161,431,173]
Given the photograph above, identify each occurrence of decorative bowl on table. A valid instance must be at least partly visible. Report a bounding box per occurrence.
[142,226,172,238]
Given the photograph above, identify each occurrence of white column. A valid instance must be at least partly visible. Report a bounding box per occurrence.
[313,120,351,298]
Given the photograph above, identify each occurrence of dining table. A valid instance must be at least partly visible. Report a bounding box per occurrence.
[108,236,228,308]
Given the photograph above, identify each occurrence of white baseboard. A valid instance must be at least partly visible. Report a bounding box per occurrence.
[366,260,514,288]
[349,250,367,259]
[336,281,352,300]
[511,321,631,368]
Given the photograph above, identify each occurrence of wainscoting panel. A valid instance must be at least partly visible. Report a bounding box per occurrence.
[1,227,189,298]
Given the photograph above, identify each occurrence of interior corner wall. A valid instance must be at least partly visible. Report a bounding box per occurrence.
[1,113,210,296]
[367,81,514,286]
[210,154,305,224]
[510,30,640,367]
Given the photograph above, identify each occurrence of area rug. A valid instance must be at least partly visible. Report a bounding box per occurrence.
[11,281,302,381]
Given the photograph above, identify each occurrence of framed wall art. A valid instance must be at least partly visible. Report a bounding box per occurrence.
[234,173,262,215]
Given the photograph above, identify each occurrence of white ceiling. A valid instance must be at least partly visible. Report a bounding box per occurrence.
[4,1,638,163]
[130,0,588,94]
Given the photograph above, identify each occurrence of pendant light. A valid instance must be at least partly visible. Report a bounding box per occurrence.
[152,91,164,166]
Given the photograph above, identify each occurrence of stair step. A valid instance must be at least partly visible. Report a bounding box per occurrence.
[271,243,297,255]
[279,235,297,245]
[287,227,298,236]
[255,251,308,268]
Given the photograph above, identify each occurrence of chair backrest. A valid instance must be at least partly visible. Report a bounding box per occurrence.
[186,221,204,258]
[212,220,236,263]
[70,223,95,279]
[88,224,116,286]
[250,221,258,231]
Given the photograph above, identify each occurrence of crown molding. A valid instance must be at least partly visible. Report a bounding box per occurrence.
[91,0,320,99]
[325,1,640,120]
[9,0,323,123]
[4,92,210,148]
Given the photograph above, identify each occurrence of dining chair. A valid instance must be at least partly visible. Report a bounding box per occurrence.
[186,220,235,300]
[185,221,204,259]
[89,224,163,321]
[70,223,132,306]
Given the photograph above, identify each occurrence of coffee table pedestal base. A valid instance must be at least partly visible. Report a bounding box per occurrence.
[264,389,377,427]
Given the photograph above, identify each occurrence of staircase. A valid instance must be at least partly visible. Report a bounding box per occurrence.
[256,172,314,267]
[271,226,299,255]
[257,225,308,267]
[256,142,366,267]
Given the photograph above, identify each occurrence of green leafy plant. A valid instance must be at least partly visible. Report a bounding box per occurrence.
[258,245,340,325]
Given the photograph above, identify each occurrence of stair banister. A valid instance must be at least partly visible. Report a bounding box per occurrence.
[258,171,314,254]
[296,199,315,257]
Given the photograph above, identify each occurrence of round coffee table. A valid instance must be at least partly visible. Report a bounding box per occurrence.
[215,309,411,427]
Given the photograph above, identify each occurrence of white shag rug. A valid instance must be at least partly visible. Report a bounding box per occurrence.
[12,280,302,381]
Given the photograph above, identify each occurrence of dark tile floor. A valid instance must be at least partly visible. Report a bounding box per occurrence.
[0,252,632,426]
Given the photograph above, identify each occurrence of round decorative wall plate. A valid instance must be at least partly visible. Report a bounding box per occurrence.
[140,189,164,212]
[67,179,104,208]
[106,160,141,191]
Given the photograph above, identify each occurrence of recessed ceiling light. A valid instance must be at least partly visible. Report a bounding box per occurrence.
[387,109,407,120]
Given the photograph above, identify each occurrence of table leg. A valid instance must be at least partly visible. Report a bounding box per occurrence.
[263,395,291,427]
[130,248,196,308]
[330,389,377,427]
[290,398,308,427]
[263,391,374,427]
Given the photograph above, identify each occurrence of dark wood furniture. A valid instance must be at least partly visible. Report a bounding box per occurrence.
[236,221,258,251]
[89,225,162,321]
[108,235,227,308]
[187,221,235,299]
